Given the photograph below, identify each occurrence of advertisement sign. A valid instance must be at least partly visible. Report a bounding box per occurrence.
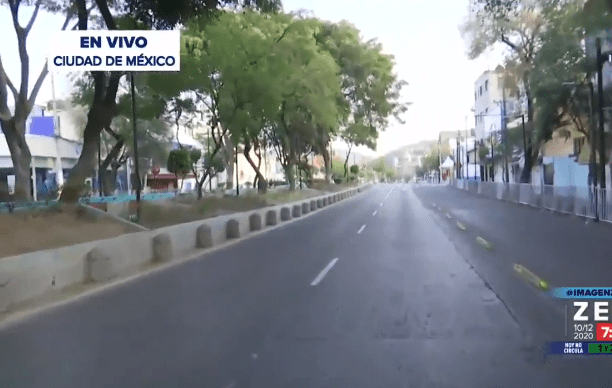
[47,30,180,72]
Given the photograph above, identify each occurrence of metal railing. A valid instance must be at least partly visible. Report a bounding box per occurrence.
[454,179,611,223]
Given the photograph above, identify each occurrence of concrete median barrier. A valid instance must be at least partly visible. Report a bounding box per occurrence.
[226,219,240,239]
[292,205,302,217]
[280,207,291,221]
[86,247,116,282]
[249,213,262,231]
[196,224,213,248]
[152,233,173,263]
[0,183,373,315]
[266,210,277,226]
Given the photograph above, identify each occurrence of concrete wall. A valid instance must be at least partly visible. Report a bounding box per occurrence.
[0,184,372,313]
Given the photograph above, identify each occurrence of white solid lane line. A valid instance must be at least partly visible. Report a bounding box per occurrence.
[310,258,339,286]
[357,224,366,234]
[372,210,377,216]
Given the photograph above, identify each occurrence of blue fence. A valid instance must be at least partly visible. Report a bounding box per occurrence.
[0,192,177,213]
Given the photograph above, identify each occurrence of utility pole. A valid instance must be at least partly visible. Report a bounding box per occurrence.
[474,137,478,180]
[596,38,607,190]
[98,133,102,196]
[490,132,494,182]
[50,68,63,189]
[456,130,461,179]
[208,125,212,192]
[438,133,442,183]
[130,72,141,222]
[235,144,239,196]
[589,81,599,222]
[501,74,510,183]
[465,116,469,179]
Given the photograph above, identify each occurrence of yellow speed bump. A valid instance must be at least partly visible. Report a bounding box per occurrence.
[456,222,466,230]
[475,236,493,250]
[513,264,549,290]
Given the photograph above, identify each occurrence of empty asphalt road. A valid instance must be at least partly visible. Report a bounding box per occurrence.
[1,183,610,387]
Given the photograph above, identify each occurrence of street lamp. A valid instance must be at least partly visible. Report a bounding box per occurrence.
[596,38,609,191]
[563,81,598,221]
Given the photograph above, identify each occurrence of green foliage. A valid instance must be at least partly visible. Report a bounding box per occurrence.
[529,1,612,146]
[203,151,226,176]
[123,0,282,30]
[423,151,440,172]
[331,159,345,178]
[371,158,387,173]
[316,20,409,152]
[167,149,191,177]
[70,73,173,166]
[350,164,359,175]
[478,145,490,160]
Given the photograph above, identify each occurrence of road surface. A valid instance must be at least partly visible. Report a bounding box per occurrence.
[1,183,609,387]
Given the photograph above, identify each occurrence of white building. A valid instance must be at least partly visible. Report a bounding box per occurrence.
[472,66,527,182]
[473,67,518,141]
[0,104,86,200]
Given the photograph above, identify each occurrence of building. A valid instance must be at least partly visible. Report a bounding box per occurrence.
[0,103,86,200]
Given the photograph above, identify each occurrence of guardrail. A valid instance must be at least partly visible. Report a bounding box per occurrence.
[453,179,611,223]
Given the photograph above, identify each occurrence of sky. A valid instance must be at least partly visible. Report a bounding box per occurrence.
[0,0,505,156]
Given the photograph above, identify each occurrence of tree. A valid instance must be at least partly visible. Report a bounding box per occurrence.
[423,151,440,173]
[70,72,173,195]
[180,11,291,195]
[59,0,280,202]
[350,164,359,175]
[167,148,191,190]
[266,16,343,190]
[315,20,409,182]
[460,0,551,182]
[529,0,612,183]
[0,0,84,201]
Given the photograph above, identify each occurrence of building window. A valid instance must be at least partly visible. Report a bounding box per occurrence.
[485,80,488,91]
[479,86,483,96]
[475,92,477,101]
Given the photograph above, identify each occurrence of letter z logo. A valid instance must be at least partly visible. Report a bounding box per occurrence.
[574,301,589,321]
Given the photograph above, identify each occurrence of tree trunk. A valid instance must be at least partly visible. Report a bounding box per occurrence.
[60,111,108,201]
[1,119,32,201]
[519,71,535,184]
[60,72,120,203]
[321,147,331,183]
[344,146,352,179]
[243,142,267,194]
[224,134,234,190]
[253,145,263,189]
[285,163,296,190]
